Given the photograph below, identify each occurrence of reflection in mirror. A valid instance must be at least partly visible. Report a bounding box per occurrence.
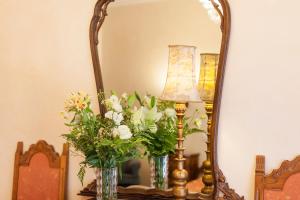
[99,0,222,194]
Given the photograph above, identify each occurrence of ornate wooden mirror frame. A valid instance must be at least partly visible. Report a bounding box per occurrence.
[88,0,243,199]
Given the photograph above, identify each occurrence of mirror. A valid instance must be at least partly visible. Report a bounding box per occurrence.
[99,0,221,192]
[85,0,235,199]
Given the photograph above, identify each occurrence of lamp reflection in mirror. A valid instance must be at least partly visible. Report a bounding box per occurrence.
[198,53,219,196]
[161,45,201,200]
[198,53,219,103]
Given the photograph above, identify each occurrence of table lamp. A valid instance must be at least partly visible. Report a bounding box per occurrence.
[198,53,219,195]
[161,45,202,200]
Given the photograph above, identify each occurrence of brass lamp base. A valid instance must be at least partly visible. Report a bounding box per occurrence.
[201,102,214,195]
[201,160,214,194]
[173,103,188,200]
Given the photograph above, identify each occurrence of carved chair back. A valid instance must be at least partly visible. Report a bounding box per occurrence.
[255,155,300,200]
[12,140,69,200]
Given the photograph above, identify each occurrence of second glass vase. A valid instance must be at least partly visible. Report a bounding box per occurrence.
[150,155,169,190]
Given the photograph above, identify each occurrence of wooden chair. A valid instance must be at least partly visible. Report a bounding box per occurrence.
[255,155,300,200]
[12,140,69,200]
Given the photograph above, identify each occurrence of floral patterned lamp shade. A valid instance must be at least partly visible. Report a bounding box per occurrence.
[161,45,201,103]
[198,53,219,103]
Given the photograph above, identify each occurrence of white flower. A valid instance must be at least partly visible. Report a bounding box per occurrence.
[113,113,123,125]
[131,105,162,132]
[131,106,145,126]
[117,125,132,140]
[109,95,119,103]
[105,110,114,119]
[112,102,122,113]
[105,95,123,112]
[144,107,162,122]
[194,117,206,130]
[105,111,124,125]
[165,108,176,118]
[194,114,208,130]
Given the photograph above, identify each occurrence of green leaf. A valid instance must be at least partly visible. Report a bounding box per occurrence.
[150,96,156,108]
[78,165,86,185]
[135,92,143,106]
[127,94,136,107]
[86,154,99,166]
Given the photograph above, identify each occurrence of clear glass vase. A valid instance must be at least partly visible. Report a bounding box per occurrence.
[150,155,169,190]
[94,167,118,200]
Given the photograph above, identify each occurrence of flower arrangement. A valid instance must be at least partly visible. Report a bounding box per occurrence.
[130,94,207,157]
[62,92,145,183]
[62,92,207,184]
[128,94,207,189]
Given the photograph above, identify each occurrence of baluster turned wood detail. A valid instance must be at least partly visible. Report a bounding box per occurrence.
[173,103,188,200]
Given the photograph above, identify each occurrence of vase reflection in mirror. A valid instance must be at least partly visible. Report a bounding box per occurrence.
[198,53,219,196]
[161,45,202,200]
[150,155,169,190]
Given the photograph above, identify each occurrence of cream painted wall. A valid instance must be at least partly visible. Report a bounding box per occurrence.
[218,0,300,199]
[4,0,297,199]
[0,0,98,199]
[0,0,220,198]
[100,0,221,185]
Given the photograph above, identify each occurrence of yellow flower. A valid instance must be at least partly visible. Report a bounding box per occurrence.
[64,92,91,112]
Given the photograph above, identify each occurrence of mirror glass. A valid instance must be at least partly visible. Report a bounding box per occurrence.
[99,0,222,193]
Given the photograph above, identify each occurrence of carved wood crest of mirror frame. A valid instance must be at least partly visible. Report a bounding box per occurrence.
[88,0,243,199]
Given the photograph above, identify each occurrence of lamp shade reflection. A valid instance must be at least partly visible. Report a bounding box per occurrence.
[161,45,201,103]
[198,53,219,103]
